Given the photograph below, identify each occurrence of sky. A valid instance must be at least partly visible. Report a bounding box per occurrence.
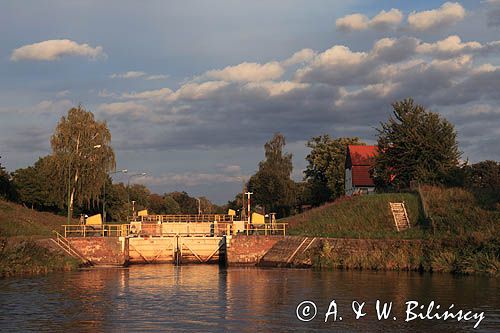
[1,1,499,204]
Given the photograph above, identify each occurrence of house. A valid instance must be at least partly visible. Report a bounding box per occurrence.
[345,145,378,196]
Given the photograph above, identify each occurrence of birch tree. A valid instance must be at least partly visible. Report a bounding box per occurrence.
[50,106,115,221]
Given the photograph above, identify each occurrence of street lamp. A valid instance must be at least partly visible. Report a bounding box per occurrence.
[102,169,127,223]
[245,191,253,224]
[196,197,201,215]
[67,144,102,225]
[127,172,147,221]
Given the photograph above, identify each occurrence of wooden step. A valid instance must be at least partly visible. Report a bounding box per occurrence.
[389,202,410,232]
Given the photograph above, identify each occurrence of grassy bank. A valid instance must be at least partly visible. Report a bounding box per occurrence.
[0,199,80,278]
[285,192,425,239]
[0,237,79,278]
[310,238,499,275]
[286,186,499,275]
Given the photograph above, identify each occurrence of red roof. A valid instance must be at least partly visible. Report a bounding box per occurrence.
[352,165,375,186]
[347,145,378,187]
[347,145,378,166]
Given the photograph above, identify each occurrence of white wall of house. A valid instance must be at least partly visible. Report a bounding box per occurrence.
[345,168,353,196]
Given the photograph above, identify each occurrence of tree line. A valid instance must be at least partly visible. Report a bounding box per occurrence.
[0,106,224,221]
[1,99,499,221]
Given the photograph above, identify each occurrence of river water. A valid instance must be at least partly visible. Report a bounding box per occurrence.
[0,265,498,332]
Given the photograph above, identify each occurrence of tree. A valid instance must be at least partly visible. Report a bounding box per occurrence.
[248,133,296,217]
[373,98,461,189]
[148,193,166,214]
[169,191,198,214]
[128,184,150,214]
[11,156,59,211]
[0,156,15,200]
[466,160,500,191]
[50,106,116,221]
[104,183,128,222]
[304,135,365,204]
[163,195,181,214]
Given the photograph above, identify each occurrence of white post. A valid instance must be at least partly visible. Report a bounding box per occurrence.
[245,192,253,224]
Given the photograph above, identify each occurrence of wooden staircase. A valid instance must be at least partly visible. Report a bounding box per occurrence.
[390,202,411,231]
[259,236,317,267]
[51,230,93,265]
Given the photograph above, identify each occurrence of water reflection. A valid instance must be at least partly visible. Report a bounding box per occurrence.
[0,266,498,332]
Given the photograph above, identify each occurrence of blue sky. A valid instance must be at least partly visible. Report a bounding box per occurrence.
[1,1,499,203]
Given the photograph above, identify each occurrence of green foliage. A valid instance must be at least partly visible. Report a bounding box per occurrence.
[50,105,116,213]
[374,99,460,189]
[0,156,16,200]
[465,160,500,190]
[0,238,79,277]
[418,185,499,238]
[285,193,424,239]
[304,135,364,204]
[164,195,181,214]
[169,191,198,214]
[248,133,296,217]
[11,156,59,211]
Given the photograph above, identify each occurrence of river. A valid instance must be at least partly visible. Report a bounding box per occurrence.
[0,265,498,332]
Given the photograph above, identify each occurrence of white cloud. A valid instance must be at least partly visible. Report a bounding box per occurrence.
[205,61,284,82]
[56,90,70,97]
[110,71,146,79]
[336,13,369,31]
[408,2,465,31]
[417,35,481,56]
[10,39,105,61]
[369,9,404,29]
[336,9,403,31]
[121,88,173,100]
[146,74,169,80]
[244,81,309,96]
[169,81,229,101]
[282,49,316,66]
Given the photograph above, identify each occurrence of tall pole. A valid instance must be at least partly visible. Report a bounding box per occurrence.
[67,160,72,225]
[127,172,147,222]
[245,192,253,224]
[196,197,201,215]
[241,177,246,221]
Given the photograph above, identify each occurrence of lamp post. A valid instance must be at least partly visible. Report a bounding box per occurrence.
[196,197,201,215]
[67,144,102,225]
[103,169,127,223]
[245,191,253,224]
[127,172,147,221]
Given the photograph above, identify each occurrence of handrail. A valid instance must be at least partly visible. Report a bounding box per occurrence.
[63,224,130,238]
[51,230,92,264]
[61,222,288,237]
[131,214,234,223]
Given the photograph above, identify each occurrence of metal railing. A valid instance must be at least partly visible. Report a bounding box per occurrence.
[51,230,92,264]
[243,223,287,236]
[131,214,234,223]
[63,224,130,238]
[62,222,287,237]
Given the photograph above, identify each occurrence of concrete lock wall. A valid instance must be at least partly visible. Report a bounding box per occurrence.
[226,235,282,266]
[128,236,224,264]
[69,237,128,266]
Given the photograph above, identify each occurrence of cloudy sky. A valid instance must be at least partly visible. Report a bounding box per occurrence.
[1,1,499,203]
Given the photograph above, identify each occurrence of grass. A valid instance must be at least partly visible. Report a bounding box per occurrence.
[0,199,71,237]
[0,199,80,278]
[285,186,499,275]
[0,237,80,278]
[285,192,425,239]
